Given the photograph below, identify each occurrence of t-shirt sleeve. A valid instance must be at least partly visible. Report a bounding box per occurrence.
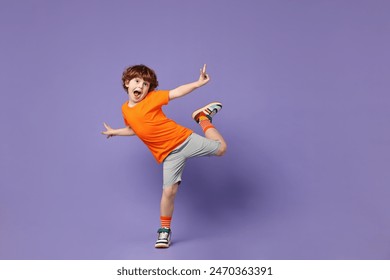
[123,115,130,126]
[122,103,130,127]
[154,90,170,106]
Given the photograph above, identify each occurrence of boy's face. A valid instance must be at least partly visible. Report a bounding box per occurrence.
[125,77,150,105]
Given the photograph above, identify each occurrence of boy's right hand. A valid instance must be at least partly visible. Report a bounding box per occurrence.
[101,122,114,138]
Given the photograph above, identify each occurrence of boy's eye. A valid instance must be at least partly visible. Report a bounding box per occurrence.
[143,82,149,86]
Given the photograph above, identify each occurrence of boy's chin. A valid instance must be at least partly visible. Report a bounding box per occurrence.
[132,94,143,101]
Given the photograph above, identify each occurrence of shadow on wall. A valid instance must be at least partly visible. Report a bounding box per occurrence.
[175,143,269,231]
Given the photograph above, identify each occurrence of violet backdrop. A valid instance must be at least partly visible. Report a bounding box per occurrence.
[1,0,389,259]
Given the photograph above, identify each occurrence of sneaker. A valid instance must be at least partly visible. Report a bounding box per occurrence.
[155,227,171,248]
[192,102,222,123]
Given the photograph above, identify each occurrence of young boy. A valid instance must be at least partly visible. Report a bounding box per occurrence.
[102,64,227,248]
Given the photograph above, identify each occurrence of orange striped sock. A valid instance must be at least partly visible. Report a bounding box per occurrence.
[198,114,214,133]
[199,118,214,133]
[160,216,172,228]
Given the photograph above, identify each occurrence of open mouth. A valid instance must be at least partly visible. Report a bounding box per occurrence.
[133,89,142,97]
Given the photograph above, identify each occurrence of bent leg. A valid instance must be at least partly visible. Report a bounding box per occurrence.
[192,102,227,156]
[205,127,227,156]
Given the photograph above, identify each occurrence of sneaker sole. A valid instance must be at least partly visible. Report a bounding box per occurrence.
[155,242,171,249]
[191,102,222,120]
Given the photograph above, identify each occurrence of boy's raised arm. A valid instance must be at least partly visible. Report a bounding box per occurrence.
[169,64,210,100]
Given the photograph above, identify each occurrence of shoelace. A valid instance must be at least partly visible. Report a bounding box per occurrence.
[158,232,169,240]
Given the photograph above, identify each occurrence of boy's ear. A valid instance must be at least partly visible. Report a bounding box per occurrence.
[124,80,130,87]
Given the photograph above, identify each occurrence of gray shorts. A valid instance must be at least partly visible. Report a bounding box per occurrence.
[162,133,220,188]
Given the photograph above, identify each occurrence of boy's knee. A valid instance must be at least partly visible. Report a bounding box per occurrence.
[215,143,227,156]
[163,183,179,198]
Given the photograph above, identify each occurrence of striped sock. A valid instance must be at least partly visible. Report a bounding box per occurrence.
[200,119,214,133]
[160,216,172,228]
[198,114,215,133]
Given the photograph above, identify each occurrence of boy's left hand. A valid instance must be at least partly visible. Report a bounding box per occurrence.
[198,64,210,86]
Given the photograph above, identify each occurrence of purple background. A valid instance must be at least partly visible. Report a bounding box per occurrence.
[1,0,389,260]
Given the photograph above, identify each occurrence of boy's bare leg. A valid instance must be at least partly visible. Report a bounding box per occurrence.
[156,184,178,248]
[204,127,227,156]
[160,183,179,217]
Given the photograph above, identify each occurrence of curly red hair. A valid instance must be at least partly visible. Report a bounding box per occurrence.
[121,64,159,93]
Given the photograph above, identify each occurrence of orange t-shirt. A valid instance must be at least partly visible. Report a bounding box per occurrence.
[122,90,193,163]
